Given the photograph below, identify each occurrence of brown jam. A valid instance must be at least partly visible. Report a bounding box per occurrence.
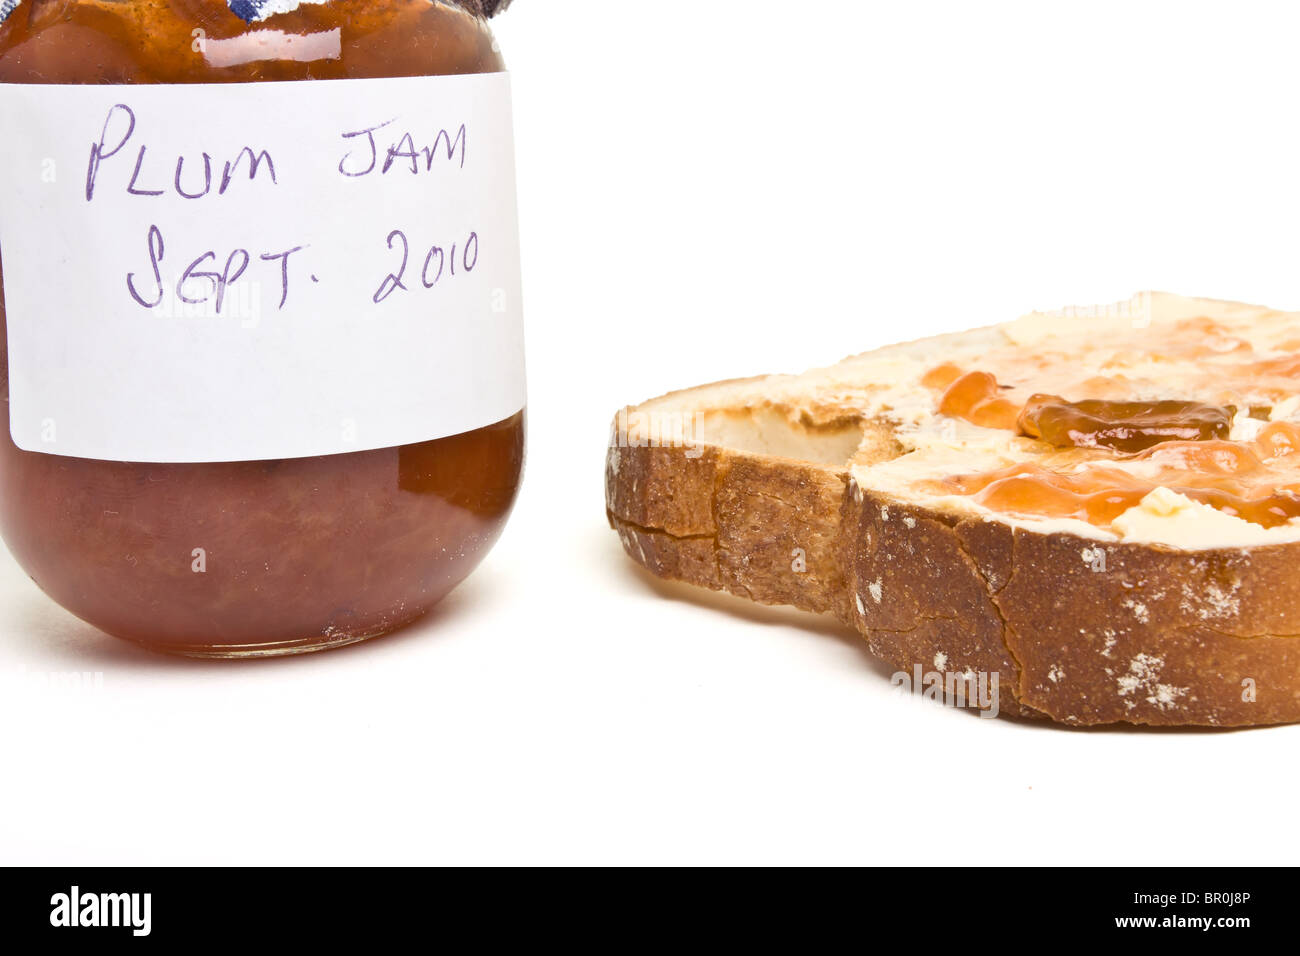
[0,1,523,656]
[1016,395,1235,453]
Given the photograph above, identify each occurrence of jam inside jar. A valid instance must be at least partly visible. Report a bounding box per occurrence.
[0,0,525,657]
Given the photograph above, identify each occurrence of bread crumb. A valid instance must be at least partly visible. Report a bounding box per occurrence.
[903,516,916,528]
[880,505,890,521]
[1181,580,1241,620]
[1116,653,1188,712]
[934,652,947,669]
[855,593,865,616]
[1122,598,1150,624]
[1048,665,1064,683]
[869,578,883,603]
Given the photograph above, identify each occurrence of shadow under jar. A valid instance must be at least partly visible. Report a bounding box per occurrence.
[0,0,525,657]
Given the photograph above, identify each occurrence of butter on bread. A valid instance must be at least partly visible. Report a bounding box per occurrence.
[606,293,1300,727]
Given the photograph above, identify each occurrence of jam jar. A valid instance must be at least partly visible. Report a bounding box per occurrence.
[0,0,525,656]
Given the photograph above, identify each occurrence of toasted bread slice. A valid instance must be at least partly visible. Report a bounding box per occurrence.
[606,293,1300,727]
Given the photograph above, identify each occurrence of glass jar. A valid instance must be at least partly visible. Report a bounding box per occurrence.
[0,0,525,657]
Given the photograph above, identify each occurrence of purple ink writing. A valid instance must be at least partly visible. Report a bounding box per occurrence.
[339,119,467,178]
[87,103,277,201]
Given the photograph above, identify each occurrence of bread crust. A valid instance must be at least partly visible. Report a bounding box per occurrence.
[606,411,1300,727]
[606,439,853,622]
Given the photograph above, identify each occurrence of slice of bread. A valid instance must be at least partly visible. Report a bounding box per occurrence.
[606,293,1300,727]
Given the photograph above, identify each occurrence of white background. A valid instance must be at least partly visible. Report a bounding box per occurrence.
[3,0,1298,864]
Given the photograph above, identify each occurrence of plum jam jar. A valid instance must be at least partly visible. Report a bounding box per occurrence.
[0,0,524,657]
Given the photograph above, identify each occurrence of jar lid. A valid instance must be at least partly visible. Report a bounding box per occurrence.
[0,1,514,28]
[467,0,514,15]
[227,0,514,24]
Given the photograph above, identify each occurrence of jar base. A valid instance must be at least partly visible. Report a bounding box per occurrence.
[125,621,414,659]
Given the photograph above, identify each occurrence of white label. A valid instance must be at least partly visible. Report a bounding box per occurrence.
[0,74,524,462]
